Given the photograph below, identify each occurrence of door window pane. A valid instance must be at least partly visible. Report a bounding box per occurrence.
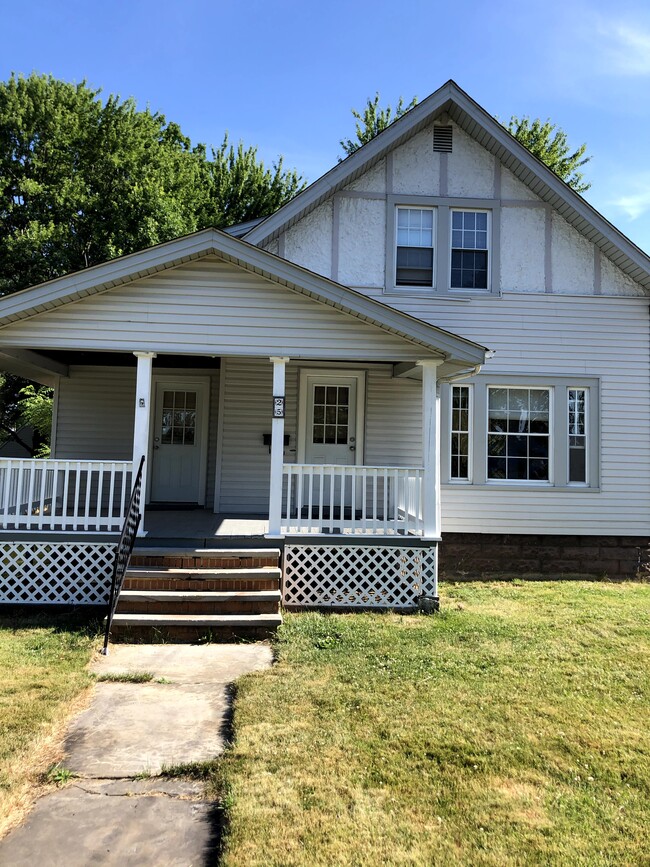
[312,385,351,445]
[159,390,198,445]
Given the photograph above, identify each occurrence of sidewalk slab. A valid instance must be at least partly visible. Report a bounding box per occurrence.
[0,783,219,867]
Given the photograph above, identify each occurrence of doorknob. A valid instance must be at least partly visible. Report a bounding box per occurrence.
[154,445,160,450]
[349,445,356,451]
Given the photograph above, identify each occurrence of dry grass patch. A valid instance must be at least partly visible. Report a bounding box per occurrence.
[220,581,650,866]
[0,610,99,837]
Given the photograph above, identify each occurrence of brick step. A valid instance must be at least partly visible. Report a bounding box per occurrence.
[116,589,281,616]
[109,612,282,643]
[130,548,281,570]
[123,567,281,593]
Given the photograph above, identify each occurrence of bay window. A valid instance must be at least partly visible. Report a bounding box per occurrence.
[443,377,599,489]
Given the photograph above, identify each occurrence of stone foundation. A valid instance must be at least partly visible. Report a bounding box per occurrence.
[438,533,650,580]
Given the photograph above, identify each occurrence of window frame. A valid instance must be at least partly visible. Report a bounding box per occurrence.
[385,195,500,296]
[449,208,491,292]
[449,384,473,483]
[441,375,600,491]
[395,205,436,289]
[486,385,553,484]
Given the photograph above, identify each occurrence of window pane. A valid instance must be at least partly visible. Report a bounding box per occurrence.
[314,386,325,403]
[568,389,587,483]
[487,387,551,481]
[450,385,470,480]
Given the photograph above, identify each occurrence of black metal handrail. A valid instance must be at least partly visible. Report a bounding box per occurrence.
[102,455,145,654]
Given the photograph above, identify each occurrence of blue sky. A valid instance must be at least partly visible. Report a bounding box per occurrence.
[3,0,650,252]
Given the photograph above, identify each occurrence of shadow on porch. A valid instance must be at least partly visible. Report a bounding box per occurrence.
[142,509,270,546]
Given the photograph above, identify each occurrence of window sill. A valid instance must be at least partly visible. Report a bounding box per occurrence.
[383,287,500,301]
[443,483,600,493]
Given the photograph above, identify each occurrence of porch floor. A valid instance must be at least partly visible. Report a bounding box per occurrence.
[142,509,269,545]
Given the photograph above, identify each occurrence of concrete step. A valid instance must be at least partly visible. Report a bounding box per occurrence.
[122,567,281,592]
[109,612,282,643]
[116,589,281,615]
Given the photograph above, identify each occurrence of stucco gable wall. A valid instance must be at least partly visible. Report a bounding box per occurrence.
[270,121,646,300]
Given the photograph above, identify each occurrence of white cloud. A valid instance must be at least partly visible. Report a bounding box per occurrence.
[605,171,650,220]
[596,18,650,76]
[611,189,650,220]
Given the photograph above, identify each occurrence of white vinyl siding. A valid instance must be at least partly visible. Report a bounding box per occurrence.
[53,365,221,506]
[54,366,136,460]
[217,359,423,513]
[360,291,650,536]
[0,256,436,362]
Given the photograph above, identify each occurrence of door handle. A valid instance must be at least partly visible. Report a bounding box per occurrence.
[349,446,356,451]
[154,445,160,450]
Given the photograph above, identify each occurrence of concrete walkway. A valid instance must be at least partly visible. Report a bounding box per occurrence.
[0,643,272,866]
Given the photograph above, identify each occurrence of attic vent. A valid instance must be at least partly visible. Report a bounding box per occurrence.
[433,125,453,153]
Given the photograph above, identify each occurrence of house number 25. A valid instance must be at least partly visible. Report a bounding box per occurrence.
[273,396,285,418]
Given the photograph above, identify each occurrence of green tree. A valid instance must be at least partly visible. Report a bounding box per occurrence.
[0,73,305,297]
[339,93,418,158]
[197,134,304,228]
[504,116,591,193]
[340,94,591,192]
[0,375,51,456]
[0,73,305,446]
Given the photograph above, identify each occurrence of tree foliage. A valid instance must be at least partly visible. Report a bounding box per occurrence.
[504,116,591,193]
[0,72,305,297]
[0,73,305,447]
[339,93,418,158]
[0,375,52,456]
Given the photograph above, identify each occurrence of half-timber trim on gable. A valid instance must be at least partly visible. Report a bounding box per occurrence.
[245,81,650,293]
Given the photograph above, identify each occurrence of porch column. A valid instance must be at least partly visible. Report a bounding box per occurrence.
[132,351,156,534]
[267,356,290,537]
[418,359,444,539]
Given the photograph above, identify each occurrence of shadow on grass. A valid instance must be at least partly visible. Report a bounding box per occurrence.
[0,605,105,637]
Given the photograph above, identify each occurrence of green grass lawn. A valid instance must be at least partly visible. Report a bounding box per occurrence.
[0,610,98,836]
[220,582,650,866]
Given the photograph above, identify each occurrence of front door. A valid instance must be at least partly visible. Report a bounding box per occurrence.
[303,375,361,466]
[150,380,208,504]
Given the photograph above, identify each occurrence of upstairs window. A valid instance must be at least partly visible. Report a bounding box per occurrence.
[451,210,489,290]
[395,207,435,287]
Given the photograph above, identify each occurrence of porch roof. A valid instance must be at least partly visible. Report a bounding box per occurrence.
[0,228,488,370]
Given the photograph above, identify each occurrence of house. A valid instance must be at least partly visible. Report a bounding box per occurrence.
[1,80,649,624]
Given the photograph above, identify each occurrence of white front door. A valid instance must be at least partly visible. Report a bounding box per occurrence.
[150,380,209,503]
[303,375,361,466]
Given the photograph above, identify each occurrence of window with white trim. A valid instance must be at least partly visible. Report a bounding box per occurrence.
[568,388,587,483]
[387,197,497,296]
[395,207,435,287]
[442,378,599,489]
[487,387,550,482]
[451,210,489,290]
[450,385,471,480]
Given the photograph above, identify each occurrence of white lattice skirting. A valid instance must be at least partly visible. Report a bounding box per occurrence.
[283,544,437,608]
[0,543,116,605]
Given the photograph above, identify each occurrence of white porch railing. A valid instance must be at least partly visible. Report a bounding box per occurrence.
[0,459,134,532]
[281,464,424,535]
